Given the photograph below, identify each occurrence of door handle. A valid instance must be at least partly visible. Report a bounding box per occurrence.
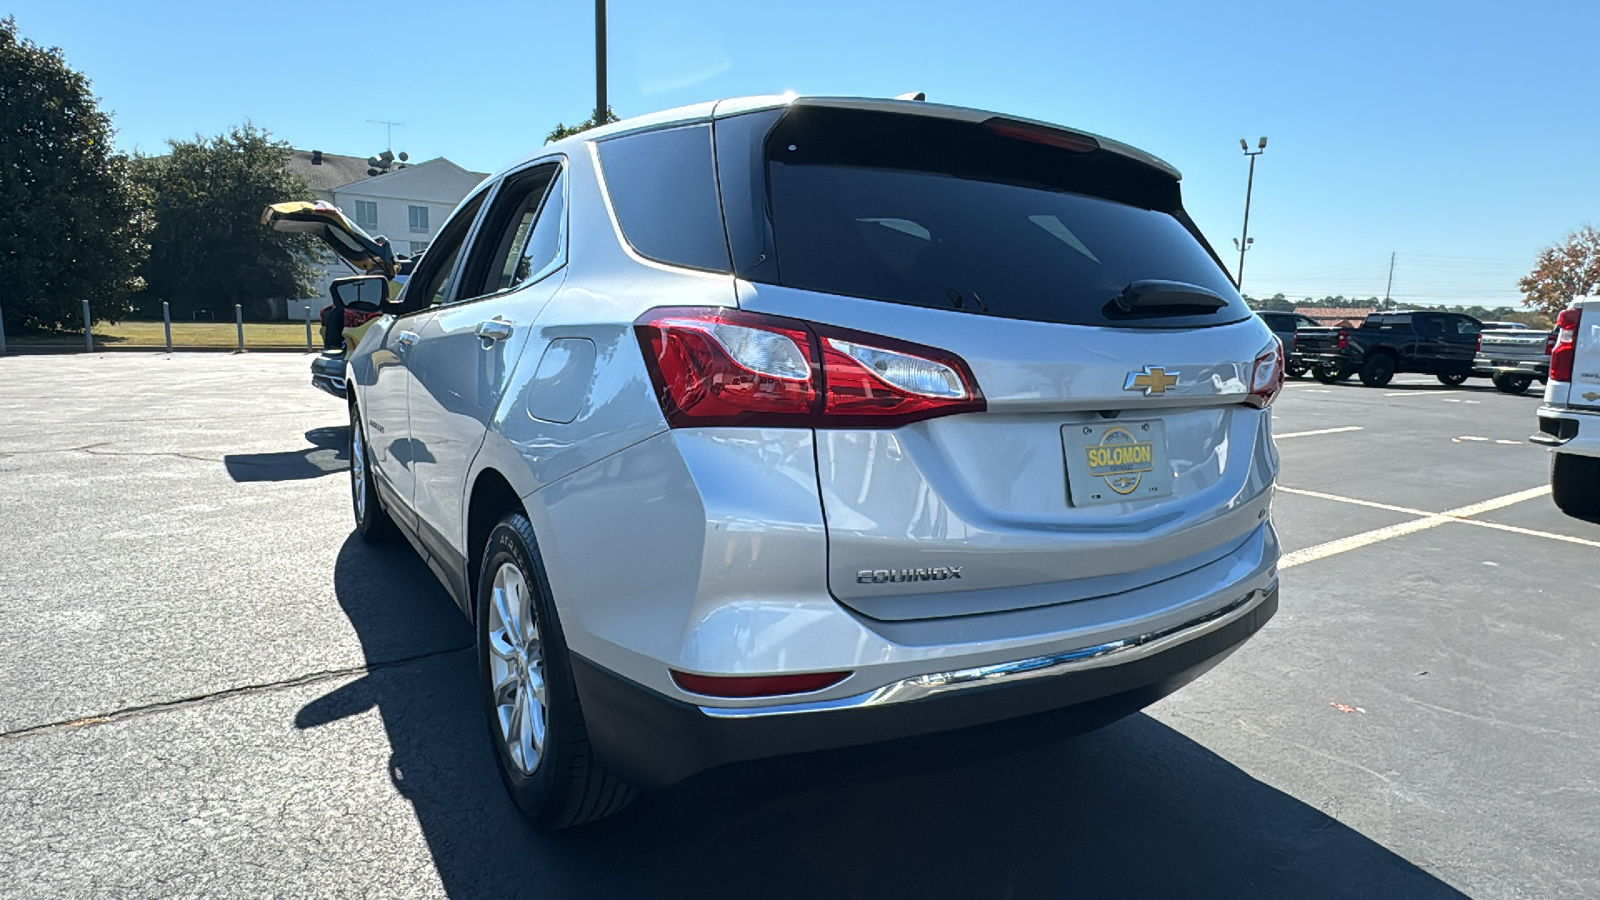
[396,330,419,347]
[476,319,513,342]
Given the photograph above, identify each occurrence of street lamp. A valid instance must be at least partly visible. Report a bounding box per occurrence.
[1232,136,1267,294]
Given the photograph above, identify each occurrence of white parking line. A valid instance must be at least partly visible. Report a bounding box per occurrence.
[1278,484,1555,569]
[1276,426,1364,439]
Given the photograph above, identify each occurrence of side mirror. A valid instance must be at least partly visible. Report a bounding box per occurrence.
[330,274,390,313]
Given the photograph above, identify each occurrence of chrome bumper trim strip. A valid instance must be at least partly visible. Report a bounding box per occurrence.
[698,586,1272,719]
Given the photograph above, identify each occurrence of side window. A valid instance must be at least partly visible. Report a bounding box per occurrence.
[453,162,565,302]
[1412,313,1441,337]
[1296,315,1320,329]
[398,191,486,313]
[489,168,566,294]
[595,124,730,272]
[1454,316,1482,335]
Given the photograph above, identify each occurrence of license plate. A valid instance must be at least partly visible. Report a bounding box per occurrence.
[1062,420,1174,507]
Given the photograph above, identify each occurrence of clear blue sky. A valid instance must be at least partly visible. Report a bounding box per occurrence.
[11,0,1597,307]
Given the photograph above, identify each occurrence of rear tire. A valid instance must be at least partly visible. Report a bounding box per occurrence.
[477,512,635,829]
[350,402,397,543]
[1437,372,1469,386]
[1313,364,1351,384]
[1286,361,1309,379]
[1359,354,1396,387]
[1551,453,1600,521]
[1493,373,1533,394]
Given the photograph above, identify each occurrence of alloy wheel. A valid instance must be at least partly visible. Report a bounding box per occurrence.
[487,561,548,776]
[351,416,367,524]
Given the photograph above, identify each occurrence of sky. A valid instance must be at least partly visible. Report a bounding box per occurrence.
[11,0,1599,308]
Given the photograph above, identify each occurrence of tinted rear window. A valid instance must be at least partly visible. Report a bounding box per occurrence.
[595,124,730,272]
[756,107,1247,329]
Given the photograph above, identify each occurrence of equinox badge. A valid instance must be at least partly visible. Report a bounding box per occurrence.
[858,567,963,584]
[1124,366,1179,396]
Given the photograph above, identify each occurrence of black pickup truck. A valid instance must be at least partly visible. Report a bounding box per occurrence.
[1295,311,1483,387]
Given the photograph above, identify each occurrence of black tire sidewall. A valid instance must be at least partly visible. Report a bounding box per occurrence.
[476,516,569,821]
[350,404,380,536]
[1360,356,1395,387]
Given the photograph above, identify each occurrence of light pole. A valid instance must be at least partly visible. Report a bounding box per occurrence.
[595,0,607,126]
[1233,136,1267,293]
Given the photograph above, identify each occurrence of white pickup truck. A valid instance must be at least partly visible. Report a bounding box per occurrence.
[1533,297,1600,519]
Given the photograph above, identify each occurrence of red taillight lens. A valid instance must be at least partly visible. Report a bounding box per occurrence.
[1336,328,1350,350]
[635,308,985,427]
[1476,334,1483,354]
[1550,307,1583,383]
[670,669,850,698]
[1245,342,1285,408]
[1545,331,1558,355]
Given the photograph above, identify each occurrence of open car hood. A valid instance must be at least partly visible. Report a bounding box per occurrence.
[261,201,397,279]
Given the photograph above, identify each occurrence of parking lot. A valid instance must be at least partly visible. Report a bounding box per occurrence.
[2,352,1597,899]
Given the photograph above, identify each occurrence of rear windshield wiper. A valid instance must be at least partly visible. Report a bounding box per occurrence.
[1108,280,1228,316]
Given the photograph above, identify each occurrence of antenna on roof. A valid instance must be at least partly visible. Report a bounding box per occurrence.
[896,91,926,101]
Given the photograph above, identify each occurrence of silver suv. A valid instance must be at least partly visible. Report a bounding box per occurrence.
[344,95,1283,828]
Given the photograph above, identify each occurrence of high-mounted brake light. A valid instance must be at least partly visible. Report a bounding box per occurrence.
[635,307,985,427]
[1550,307,1583,383]
[1245,342,1285,409]
[983,118,1100,153]
[670,669,851,698]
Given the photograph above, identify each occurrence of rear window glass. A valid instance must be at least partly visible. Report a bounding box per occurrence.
[595,124,730,273]
[758,108,1247,329]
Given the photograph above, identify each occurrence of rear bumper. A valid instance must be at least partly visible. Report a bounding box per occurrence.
[1297,350,1357,367]
[310,353,347,399]
[1475,356,1547,378]
[1533,405,1600,456]
[572,584,1277,789]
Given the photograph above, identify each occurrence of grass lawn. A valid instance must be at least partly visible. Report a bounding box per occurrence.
[8,321,316,350]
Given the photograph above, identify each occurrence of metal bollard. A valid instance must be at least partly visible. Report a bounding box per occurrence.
[235,304,244,352]
[163,302,172,352]
[83,299,93,352]
[305,305,314,351]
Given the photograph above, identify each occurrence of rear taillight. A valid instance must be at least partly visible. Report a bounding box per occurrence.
[1336,328,1350,350]
[1476,334,1483,354]
[1545,330,1559,356]
[1245,342,1285,409]
[1550,307,1583,382]
[635,307,986,428]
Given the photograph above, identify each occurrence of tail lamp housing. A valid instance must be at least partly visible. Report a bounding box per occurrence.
[1244,341,1285,408]
[1550,307,1583,383]
[635,307,986,428]
[1336,328,1350,350]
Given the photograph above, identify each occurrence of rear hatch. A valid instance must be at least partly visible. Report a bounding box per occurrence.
[718,103,1278,621]
[261,201,397,279]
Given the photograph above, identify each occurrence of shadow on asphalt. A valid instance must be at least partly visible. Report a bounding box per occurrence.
[223,426,349,482]
[299,535,1467,900]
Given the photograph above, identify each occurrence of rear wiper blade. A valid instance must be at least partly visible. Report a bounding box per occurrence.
[1109,280,1228,315]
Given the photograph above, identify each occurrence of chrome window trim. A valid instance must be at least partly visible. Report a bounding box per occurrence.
[697,586,1273,719]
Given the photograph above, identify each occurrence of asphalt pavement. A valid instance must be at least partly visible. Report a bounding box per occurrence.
[2,354,1597,899]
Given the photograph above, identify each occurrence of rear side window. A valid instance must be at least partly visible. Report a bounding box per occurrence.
[595,125,730,272]
[747,107,1247,329]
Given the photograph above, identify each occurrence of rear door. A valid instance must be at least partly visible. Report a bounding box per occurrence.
[716,104,1278,621]
[406,160,570,568]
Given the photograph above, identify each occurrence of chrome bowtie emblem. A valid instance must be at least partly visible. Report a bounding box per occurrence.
[1124,366,1180,396]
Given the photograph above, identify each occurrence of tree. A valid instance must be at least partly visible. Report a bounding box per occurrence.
[1518,225,1600,318]
[546,106,621,144]
[0,17,148,333]
[134,123,319,319]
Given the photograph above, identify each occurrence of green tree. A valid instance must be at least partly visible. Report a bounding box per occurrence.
[0,17,148,333]
[134,123,319,319]
[546,106,621,144]
[1518,225,1600,318]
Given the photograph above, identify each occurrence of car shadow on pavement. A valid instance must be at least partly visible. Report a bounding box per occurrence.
[223,426,349,482]
[302,534,1467,900]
